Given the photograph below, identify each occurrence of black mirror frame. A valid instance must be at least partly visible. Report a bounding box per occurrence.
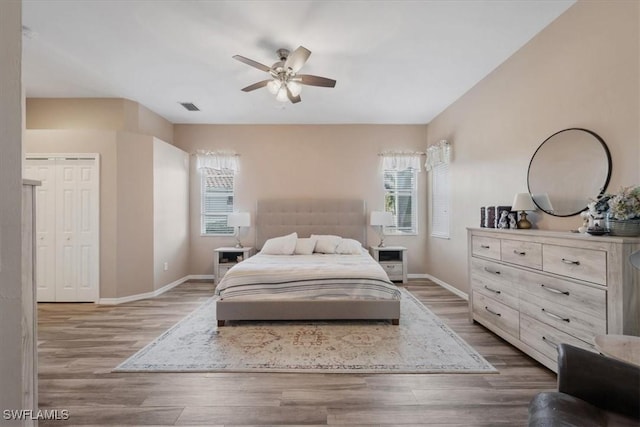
[527,128,612,217]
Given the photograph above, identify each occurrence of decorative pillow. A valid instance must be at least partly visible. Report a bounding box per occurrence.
[261,232,298,255]
[294,238,316,255]
[311,234,343,254]
[335,238,363,255]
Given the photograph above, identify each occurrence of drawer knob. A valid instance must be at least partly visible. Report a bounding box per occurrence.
[484,285,501,295]
[541,308,570,323]
[513,250,526,256]
[483,267,501,275]
[540,284,570,296]
[484,306,502,317]
[542,335,558,349]
[561,258,580,266]
[480,245,491,249]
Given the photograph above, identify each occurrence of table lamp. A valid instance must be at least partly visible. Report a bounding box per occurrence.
[227,212,250,248]
[370,211,394,247]
[512,193,537,229]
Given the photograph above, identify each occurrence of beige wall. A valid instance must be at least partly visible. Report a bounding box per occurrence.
[425,0,640,295]
[27,98,174,143]
[116,132,155,297]
[0,0,24,416]
[173,125,428,276]
[153,139,190,289]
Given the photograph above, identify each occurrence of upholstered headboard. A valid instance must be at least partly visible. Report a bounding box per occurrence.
[256,199,367,249]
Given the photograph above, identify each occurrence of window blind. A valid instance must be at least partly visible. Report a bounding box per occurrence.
[384,168,417,234]
[201,168,234,235]
[431,162,450,238]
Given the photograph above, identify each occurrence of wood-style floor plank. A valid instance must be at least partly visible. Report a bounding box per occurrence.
[38,280,557,426]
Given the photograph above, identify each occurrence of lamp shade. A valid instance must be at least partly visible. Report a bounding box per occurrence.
[370,211,394,226]
[227,212,251,227]
[512,193,537,211]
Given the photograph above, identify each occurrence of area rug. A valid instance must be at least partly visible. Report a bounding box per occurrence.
[114,289,496,373]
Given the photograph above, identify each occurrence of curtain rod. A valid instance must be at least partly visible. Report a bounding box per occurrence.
[192,150,240,156]
[378,151,425,156]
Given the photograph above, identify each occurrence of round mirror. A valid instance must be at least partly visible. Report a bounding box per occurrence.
[527,128,611,217]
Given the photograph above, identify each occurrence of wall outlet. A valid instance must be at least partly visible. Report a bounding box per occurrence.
[163,262,168,271]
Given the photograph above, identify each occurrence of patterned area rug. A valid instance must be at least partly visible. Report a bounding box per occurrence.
[115,289,496,373]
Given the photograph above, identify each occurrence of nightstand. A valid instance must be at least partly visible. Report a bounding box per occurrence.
[369,246,408,284]
[214,247,254,284]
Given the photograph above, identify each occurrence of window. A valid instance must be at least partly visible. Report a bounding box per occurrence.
[384,167,418,234]
[201,168,235,235]
[431,162,450,238]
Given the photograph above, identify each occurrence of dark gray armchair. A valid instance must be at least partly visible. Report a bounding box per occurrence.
[528,343,640,426]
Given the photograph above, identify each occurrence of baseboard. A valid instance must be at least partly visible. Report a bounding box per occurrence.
[188,274,215,280]
[98,275,190,305]
[407,273,468,301]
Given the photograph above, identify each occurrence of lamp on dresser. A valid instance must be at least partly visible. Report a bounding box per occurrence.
[227,212,250,248]
[512,193,537,229]
[370,211,394,247]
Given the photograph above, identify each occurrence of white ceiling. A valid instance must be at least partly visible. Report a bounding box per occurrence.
[22,0,574,125]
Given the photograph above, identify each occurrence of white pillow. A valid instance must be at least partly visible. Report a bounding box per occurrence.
[294,238,316,255]
[336,238,363,255]
[311,234,343,254]
[261,232,298,255]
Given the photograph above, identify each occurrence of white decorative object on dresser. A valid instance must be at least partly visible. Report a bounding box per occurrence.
[468,228,640,372]
[214,247,254,284]
[370,246,408,284]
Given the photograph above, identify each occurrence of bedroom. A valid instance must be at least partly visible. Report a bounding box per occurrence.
[2,0,639,425]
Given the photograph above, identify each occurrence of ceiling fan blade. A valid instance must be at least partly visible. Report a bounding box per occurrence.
[241,80,271,92]
[298,74,337,88]
[232,55,271,73]
[284,46,311,72]
[286,85,301,104]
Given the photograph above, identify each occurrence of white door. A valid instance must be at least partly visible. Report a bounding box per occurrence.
[24,161,57,301]
[25,155,100,302]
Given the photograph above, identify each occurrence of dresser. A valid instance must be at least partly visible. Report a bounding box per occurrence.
[468,228,640,372]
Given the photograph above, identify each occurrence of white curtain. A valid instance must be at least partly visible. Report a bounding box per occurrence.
[196,151,239,173]
[425,140,451,171]
[381,152,422,172]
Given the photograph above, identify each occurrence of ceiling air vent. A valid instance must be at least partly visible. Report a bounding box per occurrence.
[179,102,200,111]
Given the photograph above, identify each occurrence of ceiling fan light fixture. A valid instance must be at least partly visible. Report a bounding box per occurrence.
[275,87,289,102]
[287,81,302,97]
[266,79,281,95]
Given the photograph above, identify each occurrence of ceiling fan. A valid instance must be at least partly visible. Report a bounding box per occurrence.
[233,46,336,104]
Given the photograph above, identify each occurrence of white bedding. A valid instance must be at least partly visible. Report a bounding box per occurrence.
[215,251,400,301]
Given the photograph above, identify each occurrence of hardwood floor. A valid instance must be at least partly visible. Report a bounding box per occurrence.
[37,280,556,426]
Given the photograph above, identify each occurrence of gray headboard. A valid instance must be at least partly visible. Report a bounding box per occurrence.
[256,198,367,249]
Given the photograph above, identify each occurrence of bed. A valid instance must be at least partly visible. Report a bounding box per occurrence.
[215,199,401,326]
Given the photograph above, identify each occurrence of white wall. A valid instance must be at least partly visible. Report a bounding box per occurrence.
[0,0,25,419]
[153,138,190,289]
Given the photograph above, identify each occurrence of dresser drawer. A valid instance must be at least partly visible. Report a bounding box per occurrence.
[471,236,501,260]
[543,244,607,285]
[518,269,606,321]
[520,314,596,362]
[470,258,519,309]
[501,239,542,270]
[218,264,234,279]
[519,293,606,343]
[472,291,519,338]
[380,262,403,279]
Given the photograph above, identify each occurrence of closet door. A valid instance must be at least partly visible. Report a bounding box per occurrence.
[25,155,100,302]
[24,160,57,302]
[55,158,99,302]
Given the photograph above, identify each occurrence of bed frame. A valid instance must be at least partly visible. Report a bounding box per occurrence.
[216,198,401,326]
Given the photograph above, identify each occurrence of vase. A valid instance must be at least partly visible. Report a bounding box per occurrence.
[606,217,640,237]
